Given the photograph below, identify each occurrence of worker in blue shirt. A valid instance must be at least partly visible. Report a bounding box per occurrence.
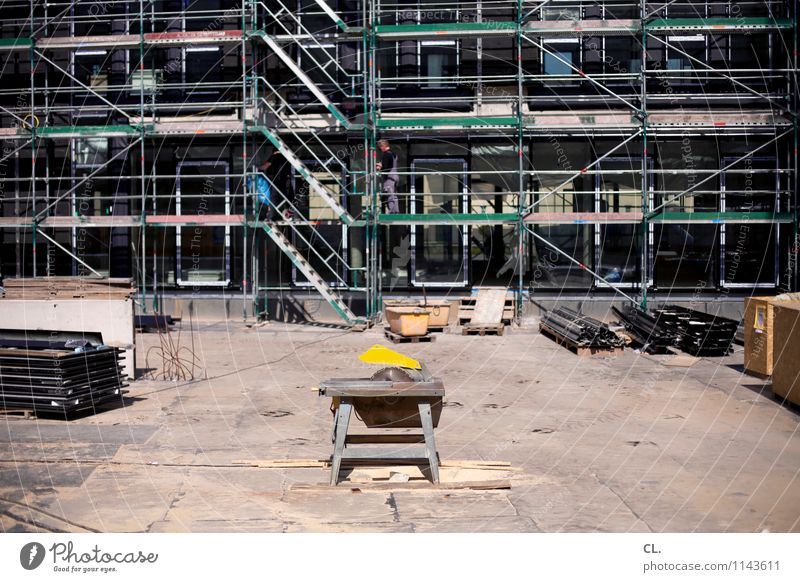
[249,158,274,222]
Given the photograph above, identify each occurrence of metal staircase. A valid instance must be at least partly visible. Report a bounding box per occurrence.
[249,1,354,128]
[249,125,353,224]
[260,223,363,325]
[250,33,351,128]
[248,0,371,325]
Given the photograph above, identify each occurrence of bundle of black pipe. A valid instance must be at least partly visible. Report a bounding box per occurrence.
[541,307,625,348]
[612,305,679,354]
[652,305,738,357]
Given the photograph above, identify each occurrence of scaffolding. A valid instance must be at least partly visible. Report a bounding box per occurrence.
[0,1,797,324]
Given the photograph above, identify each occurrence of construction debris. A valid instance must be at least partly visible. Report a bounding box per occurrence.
[652,305,738,356]
[0,343,127,415]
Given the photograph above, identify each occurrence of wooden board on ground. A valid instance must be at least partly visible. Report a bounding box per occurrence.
[289,464,515,490]
[0,408,35,419]
[660,355,699,368]
[539,323,623,357]
[233,459,512,471]
[291,479,512,491]
[383,328,435,344]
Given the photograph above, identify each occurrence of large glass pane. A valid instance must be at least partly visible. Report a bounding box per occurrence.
[724,224,776,285]
[599,225,640,284]
[530,225,593,288]
[176,163,229,285]
[653,224,719,288]
[723,158,778,212]
[411,160,467,286]
[598,159,643,213]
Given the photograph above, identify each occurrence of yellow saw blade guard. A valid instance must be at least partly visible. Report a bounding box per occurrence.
[358,344,422,370]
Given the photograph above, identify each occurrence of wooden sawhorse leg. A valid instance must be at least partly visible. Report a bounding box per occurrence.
[418,400,440,484]
[330,398,353,485]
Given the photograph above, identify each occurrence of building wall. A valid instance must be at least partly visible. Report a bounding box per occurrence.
[0,0,796,304]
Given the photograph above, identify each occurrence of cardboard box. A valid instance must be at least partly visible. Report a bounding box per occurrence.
[744,293,800,377]
[744,297,776,376]
[772,301,800,406]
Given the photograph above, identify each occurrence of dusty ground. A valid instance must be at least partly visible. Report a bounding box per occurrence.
[1,321,799,532]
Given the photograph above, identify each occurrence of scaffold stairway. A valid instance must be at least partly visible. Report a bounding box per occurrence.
[249,31,351,129]
[260,223,362,325]
[250,125,353,225]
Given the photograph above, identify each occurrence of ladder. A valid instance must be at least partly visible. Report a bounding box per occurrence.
[260,223,363,325]
[250,125,353,225]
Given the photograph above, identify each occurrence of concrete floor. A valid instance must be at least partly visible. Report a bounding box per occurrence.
[1,321,799,533]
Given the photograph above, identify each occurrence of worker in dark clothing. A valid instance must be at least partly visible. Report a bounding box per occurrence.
[250,150,294,220]
[264,150,294,218]
[376,139,399,214]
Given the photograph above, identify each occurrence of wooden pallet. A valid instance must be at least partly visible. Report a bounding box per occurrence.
[0,408,36,419]
[458,295,515,324]
[350,321,374,332]
[462,323,505,336]
[383,328,436,344]
[539,323,623,357]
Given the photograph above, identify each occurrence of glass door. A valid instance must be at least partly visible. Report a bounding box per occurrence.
[175,161,231,286]
[410,159,468,287]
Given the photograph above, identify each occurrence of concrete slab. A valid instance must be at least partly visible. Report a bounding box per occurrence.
[1,321,798,532]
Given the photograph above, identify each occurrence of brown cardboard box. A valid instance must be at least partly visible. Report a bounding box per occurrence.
[744,294,800,377]
[772,302,800,405]
[744,297,776,376]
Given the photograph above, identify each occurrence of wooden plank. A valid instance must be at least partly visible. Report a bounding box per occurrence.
[467,289,507,324]
[290,479,512,491]
[232,459,511,470]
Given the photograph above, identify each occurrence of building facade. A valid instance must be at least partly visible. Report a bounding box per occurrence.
[0,1,797,321]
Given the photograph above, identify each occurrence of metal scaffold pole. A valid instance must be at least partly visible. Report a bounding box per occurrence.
[640,0,648,310]
[517,0,524,321]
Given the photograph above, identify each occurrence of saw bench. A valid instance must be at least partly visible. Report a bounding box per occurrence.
[318,345,444,485]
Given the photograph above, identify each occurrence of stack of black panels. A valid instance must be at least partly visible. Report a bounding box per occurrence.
[0,346,127,414]
[541,306,625,348]
[652,305,738,356]
[612,305,679,354]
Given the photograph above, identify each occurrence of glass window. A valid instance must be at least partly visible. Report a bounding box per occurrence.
[529,225,593,288]
[421,41,457,88]
[599,225,640,284]
[653,224,719,288]
[724,225,776,286]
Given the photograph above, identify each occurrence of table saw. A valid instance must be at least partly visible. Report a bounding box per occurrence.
[318,345,444,485]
